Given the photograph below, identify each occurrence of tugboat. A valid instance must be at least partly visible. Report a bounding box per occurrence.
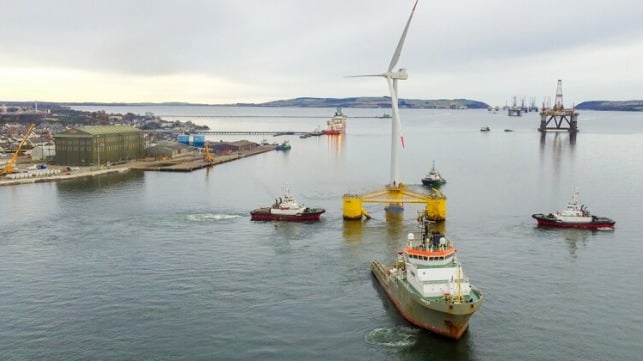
[275,140,291,151]
[322,107,346,135]
[421,161,446,188]
[532,189,615,229]
[250,185,325,222]
[371,214,483,340]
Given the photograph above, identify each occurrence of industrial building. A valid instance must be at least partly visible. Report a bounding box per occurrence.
[54,126,143,166]
[209,140,258,154]
[144,141,192,160]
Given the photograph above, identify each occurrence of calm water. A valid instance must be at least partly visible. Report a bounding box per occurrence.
[1,107,642,360]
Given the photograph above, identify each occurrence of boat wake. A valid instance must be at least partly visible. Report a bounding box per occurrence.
[596,227,615,232]
[364,326,419,348]
[186,213,243,222]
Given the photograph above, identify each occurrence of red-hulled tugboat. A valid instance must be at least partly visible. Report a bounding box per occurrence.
[250,185,325,222]
[532,189,615,230]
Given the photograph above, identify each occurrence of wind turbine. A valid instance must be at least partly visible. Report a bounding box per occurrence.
[348,0,418,187]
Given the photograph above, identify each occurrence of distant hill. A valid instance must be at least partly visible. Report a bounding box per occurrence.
[236,97,489,109]
[576,100,643,111]
[6,98,490,110]
[7,99,643,111]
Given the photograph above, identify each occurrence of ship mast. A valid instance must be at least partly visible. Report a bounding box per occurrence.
[456,265,463,303]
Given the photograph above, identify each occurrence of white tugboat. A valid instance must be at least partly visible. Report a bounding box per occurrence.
[371,214,483,339]
[532,188,615,229]
[250,185,325,222]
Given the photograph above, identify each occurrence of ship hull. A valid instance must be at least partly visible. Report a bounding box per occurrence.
[532,214,615,229]
[371,260,482,340]
[322,130,343,135]
[250,208,325,222]
[421,178,446,187]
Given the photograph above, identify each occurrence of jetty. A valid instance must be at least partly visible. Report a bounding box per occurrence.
[0,145,276,186]
[130,145,275,172]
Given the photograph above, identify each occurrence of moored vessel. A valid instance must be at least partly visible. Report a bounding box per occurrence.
[275,140,291,151]
[371,215,483,339]
[532,189,615,229]
[250,185,325,222]
[421,161,446,188]
[322,107,346,135]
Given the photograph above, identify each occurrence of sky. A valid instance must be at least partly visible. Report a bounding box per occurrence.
[1,0,642,106]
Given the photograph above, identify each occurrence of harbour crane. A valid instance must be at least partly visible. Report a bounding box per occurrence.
[1,123,36,175]
[204,141,214,162]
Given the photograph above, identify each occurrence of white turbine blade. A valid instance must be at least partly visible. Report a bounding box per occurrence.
[345,74,385,78]
[388,0,419,72]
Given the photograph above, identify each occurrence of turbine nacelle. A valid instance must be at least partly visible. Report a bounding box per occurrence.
[388,68,408,81]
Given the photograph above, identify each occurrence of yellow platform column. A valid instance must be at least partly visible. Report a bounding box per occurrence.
[343,194,364,220]
[424,195,447,222]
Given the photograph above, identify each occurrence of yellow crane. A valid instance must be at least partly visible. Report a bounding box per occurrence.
[1,123,36,175]
[204,141,214,162]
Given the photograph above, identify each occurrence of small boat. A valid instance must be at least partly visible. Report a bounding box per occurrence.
[322,107,346,135]
[421,161,446,188]
[371,213,483,339]
[275,140,291,151]
[504,129,513,132]
[532,189,615,230]
[250,185,325,222]
[480,126,490,132]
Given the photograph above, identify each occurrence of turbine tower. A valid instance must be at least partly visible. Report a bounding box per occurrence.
[349,0,418,187]
[341,0,446,222]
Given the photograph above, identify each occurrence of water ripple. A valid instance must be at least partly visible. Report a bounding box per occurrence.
[364,326,419,348]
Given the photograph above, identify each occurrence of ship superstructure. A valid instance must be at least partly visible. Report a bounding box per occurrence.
[371,215,483,339]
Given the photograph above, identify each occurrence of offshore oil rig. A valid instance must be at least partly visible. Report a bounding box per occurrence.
[507,96,523,116]
[342,0,447,222]
[539,79,579,132]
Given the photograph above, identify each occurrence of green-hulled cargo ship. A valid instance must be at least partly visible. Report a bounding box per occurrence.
[371,216,483,339]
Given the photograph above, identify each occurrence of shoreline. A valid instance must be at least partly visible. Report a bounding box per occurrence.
[0,145,275,187]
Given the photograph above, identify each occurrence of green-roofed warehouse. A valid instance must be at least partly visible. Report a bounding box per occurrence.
[54,126,144,166]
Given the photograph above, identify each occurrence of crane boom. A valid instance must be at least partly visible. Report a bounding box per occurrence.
[1,123,36,175]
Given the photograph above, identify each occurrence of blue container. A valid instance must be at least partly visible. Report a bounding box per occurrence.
[177,134,190,145]
[192,135,205,148]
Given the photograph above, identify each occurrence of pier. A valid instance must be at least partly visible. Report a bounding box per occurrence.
[195,130,307,136]
[0,145,277,186]
[129,145,276,172]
